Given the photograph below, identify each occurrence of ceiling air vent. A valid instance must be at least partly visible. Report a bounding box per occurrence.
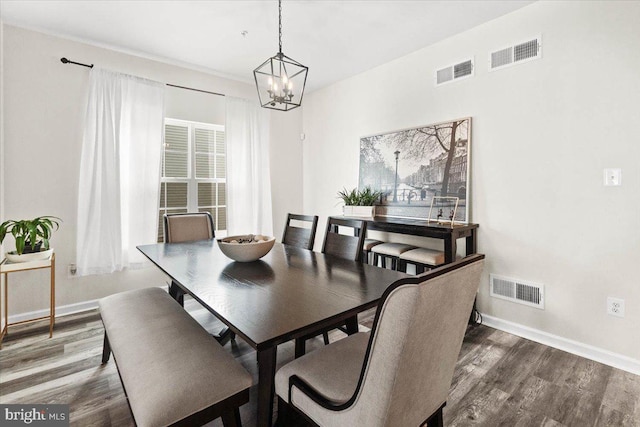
[490,36,541,71]
[490,274,544,309]
[435,58,474,86]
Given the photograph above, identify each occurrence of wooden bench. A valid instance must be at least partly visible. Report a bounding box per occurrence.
[99,287,252,427]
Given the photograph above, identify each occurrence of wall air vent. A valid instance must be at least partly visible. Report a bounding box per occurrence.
[490,274,544,309]
[490,36,541,71]
[435,58,474,86]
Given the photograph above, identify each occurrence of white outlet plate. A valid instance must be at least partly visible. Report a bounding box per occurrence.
[604,168,622,186]
[607,297,625,318]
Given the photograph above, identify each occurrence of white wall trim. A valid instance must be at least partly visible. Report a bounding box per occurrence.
[8,299,99,324]
[482,313,640,376]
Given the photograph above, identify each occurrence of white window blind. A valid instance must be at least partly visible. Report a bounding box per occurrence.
[158,118,226,241]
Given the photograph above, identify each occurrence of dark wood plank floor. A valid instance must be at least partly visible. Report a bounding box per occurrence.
[1,298,638,427]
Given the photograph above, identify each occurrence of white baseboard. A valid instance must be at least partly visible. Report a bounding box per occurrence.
[8,299,99,324]
[481,313,640,376]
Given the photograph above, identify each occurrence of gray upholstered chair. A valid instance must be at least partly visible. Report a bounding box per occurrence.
[282,213,319,250]
[275,254,485,427]
[294,217,368,358]
[163,212,233,344]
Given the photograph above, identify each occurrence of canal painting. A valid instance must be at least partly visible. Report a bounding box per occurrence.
[358,117,471,223]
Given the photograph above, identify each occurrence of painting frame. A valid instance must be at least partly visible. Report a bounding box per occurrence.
[358,117,471,223]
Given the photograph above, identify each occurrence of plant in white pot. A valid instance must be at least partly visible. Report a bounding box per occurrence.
[0,216,61,262]
[338,187,382,218]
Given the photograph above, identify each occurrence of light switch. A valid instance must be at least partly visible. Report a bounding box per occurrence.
[604,168,622,186]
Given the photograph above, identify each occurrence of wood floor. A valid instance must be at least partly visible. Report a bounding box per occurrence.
[1,299,638,427]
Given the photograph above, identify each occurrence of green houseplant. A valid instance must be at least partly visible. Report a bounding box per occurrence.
[0,216,61,259]
[338,187,382,217]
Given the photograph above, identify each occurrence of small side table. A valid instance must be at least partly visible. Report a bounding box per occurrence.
[0,253,55,348]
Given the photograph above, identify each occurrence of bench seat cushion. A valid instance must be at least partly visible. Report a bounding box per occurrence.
[371,242,416,257]
[99,287,252,427]
[363,239,383,251]
[399,248,445,266]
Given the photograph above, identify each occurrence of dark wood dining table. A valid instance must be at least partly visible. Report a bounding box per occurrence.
[137,240,407,427]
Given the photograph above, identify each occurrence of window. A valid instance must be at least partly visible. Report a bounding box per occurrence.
[158,118,226,241]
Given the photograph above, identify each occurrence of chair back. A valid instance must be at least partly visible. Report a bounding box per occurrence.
[321,217,367,262]
[351,255,484,426]
[282,214,319,250]
[164,212,215,243]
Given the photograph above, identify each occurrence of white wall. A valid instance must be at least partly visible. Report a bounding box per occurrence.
[302,1,640,361]
[0,24,302,315]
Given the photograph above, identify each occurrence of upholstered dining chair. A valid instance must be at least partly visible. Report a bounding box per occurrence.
[294,217,368,358]
[163,212,233,344]
[276,254,485,427]
[282,213,319,250]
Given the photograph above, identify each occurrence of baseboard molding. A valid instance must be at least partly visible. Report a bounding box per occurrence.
[8,299,99,324]
[481,313,640,376]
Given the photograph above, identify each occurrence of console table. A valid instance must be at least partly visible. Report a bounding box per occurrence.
[0,253,56,347]
[333,216,479,264]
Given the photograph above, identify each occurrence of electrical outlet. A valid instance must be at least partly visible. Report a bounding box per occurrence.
[68,263,77,278]
[603,168,622,186]
[607,297,625,318]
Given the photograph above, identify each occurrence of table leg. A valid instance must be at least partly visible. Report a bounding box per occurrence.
[50,255,55,338]
[1,273,7,348]
[466,229,477,255]
[444,237,457,264]
[257,346,277,427]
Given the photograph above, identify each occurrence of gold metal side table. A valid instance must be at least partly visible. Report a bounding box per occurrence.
[0,253,55,348]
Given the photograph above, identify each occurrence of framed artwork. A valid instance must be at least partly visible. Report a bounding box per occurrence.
[359,117,471,223]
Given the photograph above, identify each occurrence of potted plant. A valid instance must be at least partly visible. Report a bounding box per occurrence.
[338,187,382,217]
[0,216,61,262]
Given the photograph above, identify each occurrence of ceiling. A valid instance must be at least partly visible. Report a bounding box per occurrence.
[0,0,534,92]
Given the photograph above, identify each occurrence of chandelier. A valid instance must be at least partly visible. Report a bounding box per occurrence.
[253,0,308,111]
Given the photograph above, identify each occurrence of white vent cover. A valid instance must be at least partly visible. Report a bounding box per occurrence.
[490,274,544,309]
[489,36,541,71]
[435,58,474,86]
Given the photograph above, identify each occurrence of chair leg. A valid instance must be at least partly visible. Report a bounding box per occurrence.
[426,404,445,427]
[391,257,398,271]
[221,408,242,427]
[101,333,111,364]
[381,255,387,269]
[294,338,306,358]
[169,281,184,307]
[276,397,292,426]
[323,331,330,345]
[345,316,359,335]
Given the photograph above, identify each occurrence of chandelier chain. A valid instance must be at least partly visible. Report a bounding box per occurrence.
[278,0,282,53]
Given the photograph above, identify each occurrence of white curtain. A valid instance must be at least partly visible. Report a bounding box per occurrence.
[225,97,273,236]
[76,68,165,276]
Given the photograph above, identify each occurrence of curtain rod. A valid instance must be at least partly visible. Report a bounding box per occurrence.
[60,57,226,97]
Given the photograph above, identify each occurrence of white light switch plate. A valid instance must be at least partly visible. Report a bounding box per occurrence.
[604,168,622,186]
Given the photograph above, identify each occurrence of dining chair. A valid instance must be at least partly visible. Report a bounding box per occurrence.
[275,254,485,427]
[282,213,319,250]
[321,217,367,262]
[294,217,368,358]
[164,212,234,344]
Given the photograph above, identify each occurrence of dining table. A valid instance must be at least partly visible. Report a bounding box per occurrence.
[137,240,407,427]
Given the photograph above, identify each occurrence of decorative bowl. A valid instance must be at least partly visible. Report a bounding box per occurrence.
[6,248,54,263]
[217,235,275,262]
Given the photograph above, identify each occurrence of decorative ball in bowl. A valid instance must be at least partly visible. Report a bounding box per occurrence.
[217,234,276,262]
